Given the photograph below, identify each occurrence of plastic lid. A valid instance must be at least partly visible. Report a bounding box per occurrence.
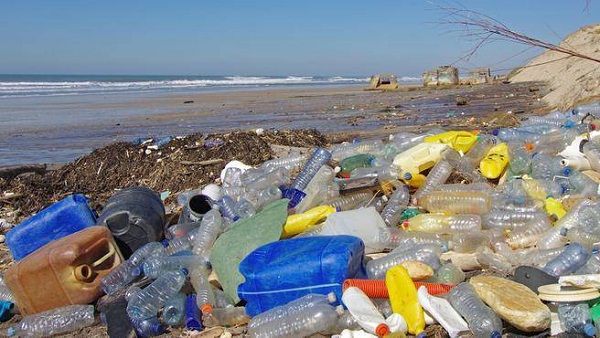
[563,167,572,176]
[491,331,502,338]
[584,323,596,337]
[284,188,306,208]
[327,292,337,303]
[525,142,534,151]
[403,172,412,180]
[375,323,390,337]
[7,327,14,336]
[492,129,500,136]
[201,304,213,315]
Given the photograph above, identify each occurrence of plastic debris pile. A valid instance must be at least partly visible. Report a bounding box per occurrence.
[2,103,600,337]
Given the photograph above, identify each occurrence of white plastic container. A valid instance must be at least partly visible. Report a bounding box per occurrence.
[319,207,388,254]
[417,286,468,338]
[393,143,449,175]
[341,287,391,336]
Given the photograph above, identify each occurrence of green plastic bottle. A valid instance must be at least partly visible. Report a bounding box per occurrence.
[339,153,377,178]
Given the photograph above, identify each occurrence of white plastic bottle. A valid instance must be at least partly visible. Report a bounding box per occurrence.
[417,286,468,338]
[342,287,391,336]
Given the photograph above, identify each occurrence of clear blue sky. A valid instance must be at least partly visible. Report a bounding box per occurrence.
[0,1,598,76]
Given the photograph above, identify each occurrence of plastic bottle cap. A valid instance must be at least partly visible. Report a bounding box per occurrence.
[7,327,14,336]
[584,323,596,337]
[201,304,213,315]
[525,143,534,151]
[327,292,337,303]
[492,129,500,136]
[416,331,428,338]
[375,323,390,337]
[403,172,412,180]
[563,168,572,176]
[491,331,502,338]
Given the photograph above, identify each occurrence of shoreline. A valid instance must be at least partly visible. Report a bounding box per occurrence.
[0,81,547,167]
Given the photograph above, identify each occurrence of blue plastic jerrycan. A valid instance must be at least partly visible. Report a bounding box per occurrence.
[238,235,367,316]
[6,194,97,261]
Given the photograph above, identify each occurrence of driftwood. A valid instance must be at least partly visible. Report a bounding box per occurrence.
[0,164,47,180]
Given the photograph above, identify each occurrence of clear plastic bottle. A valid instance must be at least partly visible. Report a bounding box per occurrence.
[234,198,257,219]
[248,304,342,338]
[505,216,552,249]
[567,228,600,251]
[565,171,600,197]
[339,153,378,177]
[386,228,451,252]
[521,179,566,200]
[366,244,442,279]
[531,128,580,155]
[403,213,481,234]
[557,303,596,337]
[537,225,569,250]
[493,128,540,143]
[531,153,570,180]
[543,243,591,277]
[436,182,492,192]
[254,186,283,211]
[465,135,497,164]
[380,185,410,227]
[447,282,502,338]
[294,165,336,213]
[291,147,332,191]
[577,201,600,232]
[126,270,186,320]
[101,241,166,295]
[327,191,374,211]
[247,293,337,331]
[451,231,490,253]
[419,191,491,215]
[507,144,533,176]
[440,147,485,183]
[331,139,384,161]
[216,195,239,222]
[482,210,548,231]
[243,167,290,191]
[7,305,95,337]
[430,261,465,285]
[190,267,215,315]
[0,285,15,303]
[162,291,186,326]
[521,115,568,128]
[556,199,595,230]
[261,153,308,171]
[518,247,564,268]
[203,306,250,327]
[141,254,205,279]
[165,227,199,255]
[413,160,453,203]
[192,205,225,261]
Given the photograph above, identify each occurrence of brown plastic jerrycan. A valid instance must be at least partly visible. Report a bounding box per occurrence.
[4,226,124,315]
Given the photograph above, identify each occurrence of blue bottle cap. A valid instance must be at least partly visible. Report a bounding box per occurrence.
[403,172,412,180]
[283,188,306,208]
[584,323,596,337]
[185,294,203,331]
[7,327,15,337]
[563,167,572,176]
[160,239,170,247]
[491,331,502,338]
[492,129,500,136]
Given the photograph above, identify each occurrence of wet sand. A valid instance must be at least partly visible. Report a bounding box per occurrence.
[0,82,547,166]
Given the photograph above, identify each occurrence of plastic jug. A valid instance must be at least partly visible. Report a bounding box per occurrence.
[238,235,367,316]
[4,226,124,315]
[6,194,97,261]
[392,143,449,175]
[385,265,425,335]
[97,186,165,258]
[424,130,478,154]
[480,142,509,179]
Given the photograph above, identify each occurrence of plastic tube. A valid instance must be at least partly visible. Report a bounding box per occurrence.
[342,279,454,298]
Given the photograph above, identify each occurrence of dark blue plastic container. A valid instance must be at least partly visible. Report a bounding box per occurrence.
[238,235,367,316]
[6,194,97,261]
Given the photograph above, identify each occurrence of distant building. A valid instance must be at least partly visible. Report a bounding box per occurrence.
[368,74,399,90]
[422,66,459,86]
[468,67,492,85]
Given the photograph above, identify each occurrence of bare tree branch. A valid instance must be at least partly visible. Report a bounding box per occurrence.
[436,4,600,64]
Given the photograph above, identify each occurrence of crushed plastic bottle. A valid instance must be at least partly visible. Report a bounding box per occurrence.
[447,282,502,338]
[127,270,186,320]
[380,185,410,227]
[248,304,343,338]
[7,305,95,337]
[558,303,596,337]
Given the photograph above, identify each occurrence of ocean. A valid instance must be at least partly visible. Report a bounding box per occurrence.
[0,74,421,166]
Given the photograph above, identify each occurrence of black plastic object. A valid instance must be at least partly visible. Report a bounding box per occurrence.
[97,293,136,338]
[97,187,165,258]
[513,265,558,293]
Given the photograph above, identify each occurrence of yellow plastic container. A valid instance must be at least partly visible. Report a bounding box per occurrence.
[424,130,478,154]
[400,173,427,189]
[393,143,449,175]
[386,265,425,335]
[480,142,509,179]
[281,205,336,238]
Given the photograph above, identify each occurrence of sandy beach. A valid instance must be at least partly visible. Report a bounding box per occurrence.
[0,82,547,166]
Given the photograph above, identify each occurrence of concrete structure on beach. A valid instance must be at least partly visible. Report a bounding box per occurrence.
[422,66,459,86]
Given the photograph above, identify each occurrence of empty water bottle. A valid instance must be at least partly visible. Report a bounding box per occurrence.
[558,303,596,336]
[420,191,491,215]
[162,291,186,326]
[254,186,283,211]
[506,216,552,249]
[216,195,239,222]
[413,160,453,203]
[286,147,332,207]
[482,210,547,231]
[327,191,374,211]
[7,305,95,337]
[403,213,481,234]
[261,153,308,171]
[234,198,257,219]
[203,306,250,327]
[248,304,342,338]
[192,205,225,261]
[451,231,491,253]
[190,267,215,315]
[447,282,502,338]
[380,185,410,227]
[366,244,442,279]
[141,254,205,279]
[543,243,591,277]
[127,270,186,320]
[101,241,166,295]
[331,139,383,161]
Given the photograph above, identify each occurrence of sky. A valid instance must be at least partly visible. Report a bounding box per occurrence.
[0,1,598,77]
